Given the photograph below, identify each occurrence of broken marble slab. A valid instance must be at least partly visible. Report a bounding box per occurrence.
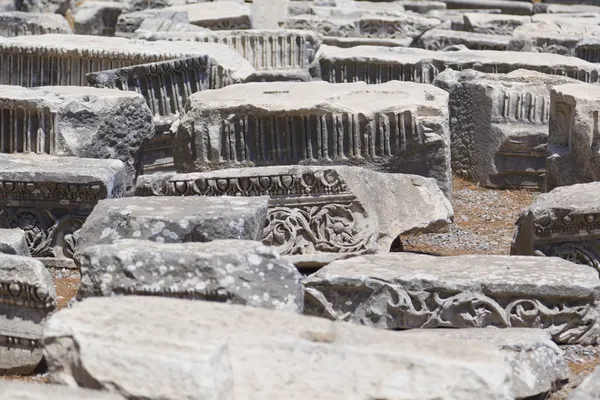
[303,253,600,345]
[0,253,56,374]
[160,2,252,30]
[0,34,246,87]
[14,0,72,14]
[72,1,124,36]
[0,154,126,264]
[463,13,531,35]
[172,80,452,198]
[115,9,188,37]
[440,0,532,15]
[312,44,600,84]
[433,69,579,189]
[0,229,29,256]
[508,21,600,56]
[0,85,153,192]
[398,328,569,399]
[75,196,269,252]
[0,11,72,36]
[0,381,125,400]
[511,182,600,272]
[75,239,303,312]
[568,364,600,400]
[42,296,517,399]
[545,83,600,191]
[418,29,509,51]
[135,166,453,265]
[134,17,207,32]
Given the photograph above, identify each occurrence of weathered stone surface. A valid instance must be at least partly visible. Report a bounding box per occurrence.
[303,253,600,344]
[0,229,29,256]
[323,35,412,48]
[508,21,600,56]
[418,29,509,51]
[14,0,72,14]
[0,11,72,36]
[173,81,452,198]
[576,37,600,63]
[545,83,600,190]
[76,196,269,252]
[135,16,206,32]
[0,153,126,261]
[136,166,453,264]
[511,182,600,271]
[0,34,247,87]
[161,2,252,30]
[0,381,124,400]
[568,364,600,400]
[434,69,579,189]
[0,253,56,374]
[72,1,124,36]
[0,85,153,191]
[115,9,188,37]
[42,296,517,399]
[251,0,288,29]
[463,13,531,35]
[440,0,532,15]
[312,45,600,84]
[75,239,303,312]
[127,0,244,12]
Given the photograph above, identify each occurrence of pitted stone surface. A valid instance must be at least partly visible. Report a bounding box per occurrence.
[0,229,29,256]
[303,253,600,344]
[75,239,303,312]
[173,80,452,198]
[398,328,569,398]
[0,253,56,374]
[0,11,72,36]
[76,196,269,252]
[568,364,600,400]
[42,296,516,399]
[0,380,125,399]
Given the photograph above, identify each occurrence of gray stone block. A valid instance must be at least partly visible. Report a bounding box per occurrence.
[72,1,124,36]
[303,253,600,344]
[75,239,303,312]
[0,253,56,374]
[440,0,533,15]
[463,13,531,35]
[42,296,517,399]
[418,29,509,51]
[0,229,29,256]
[0,11,72,36]
[508,21,600,56]
[161,2,252,30]
[76,196,269,252]
[115,9,188,38]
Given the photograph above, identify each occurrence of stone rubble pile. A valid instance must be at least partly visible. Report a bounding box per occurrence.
[0,0,600,399]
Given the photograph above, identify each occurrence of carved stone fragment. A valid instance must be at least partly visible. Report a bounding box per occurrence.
[0,229,29,256]
[0,11,72,36]
[72,1,124,36]
[0,381,125,400]
[545,83,600,190]
[440,0,532,15]
[576,37,600,64]
[115,9,188,37]
[0,153,126,263]
[434,69,579,189]
[76,196,269,252]
[135,166,453,265]
[508,21,600,56]
[75,239,303,312]
[312,45,600,84]
[418,29,509,51]
[512,182,600,272]
[42,296,517,399]
[0,253,56,374]
[161,2,252,30]
[463,13,531,35]
[398,328,569,399]
[0,85,154,191]
[303,253,600,345]
[135,17,206,32]
[14,0,72,14]
[172,81,452,198]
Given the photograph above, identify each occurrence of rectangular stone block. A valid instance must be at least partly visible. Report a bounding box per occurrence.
[0,11,72,36]
[0,34,240,87]
[0,253,56,374]
[417,29,509,51]
[0,229,29,256]
[115,9,188,37]
[303,253,600,344]
[508,21,600,57]
[135,17,207,32]
[135,166,453,266]
[171,81,452,198]
[322,35,413,48]
[161,2,252,30]
[434,69,579,189]
[75,196,269,252]
[545,83,600,190]
[463,13,531,35]
[0,85,154,191]
[576,37,600,63]
[42,296,517,399]
[0,153,126,262]
[72,1,125,36]
[440,0,533,15]
[313,45,600,84]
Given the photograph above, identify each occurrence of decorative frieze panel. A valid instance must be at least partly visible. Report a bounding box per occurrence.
[0,106,56,154]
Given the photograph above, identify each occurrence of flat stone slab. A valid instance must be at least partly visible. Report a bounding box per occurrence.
[303,253,600,344]
[508,21,600,56]
[398,328,568,398]
[0,154,126,260]
[115,9,188,37]
[312,45,600,84]
[162,2,252,30]
[463,13,531,35]
[42,296,516,399]
[172,80,452,197]
[76,196,269,252]
[0,381,124,399]
[75,239,303,312]
[418,29,509,51]
[0,253,56,374]
[0,229,29,256]
[136,166,453,263]
[0,11,72,36]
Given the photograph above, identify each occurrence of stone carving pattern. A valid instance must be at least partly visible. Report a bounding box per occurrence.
[0,335,38,349]
[285,19,358,37]
[0,180,106,202]
[497,90,549,124]
[307,285,600,344]
[359,19,419,39]
[471,21,520,36]
[0,106,57,154]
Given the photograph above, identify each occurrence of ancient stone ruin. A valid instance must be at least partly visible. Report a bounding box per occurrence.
[2,1,600,399]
